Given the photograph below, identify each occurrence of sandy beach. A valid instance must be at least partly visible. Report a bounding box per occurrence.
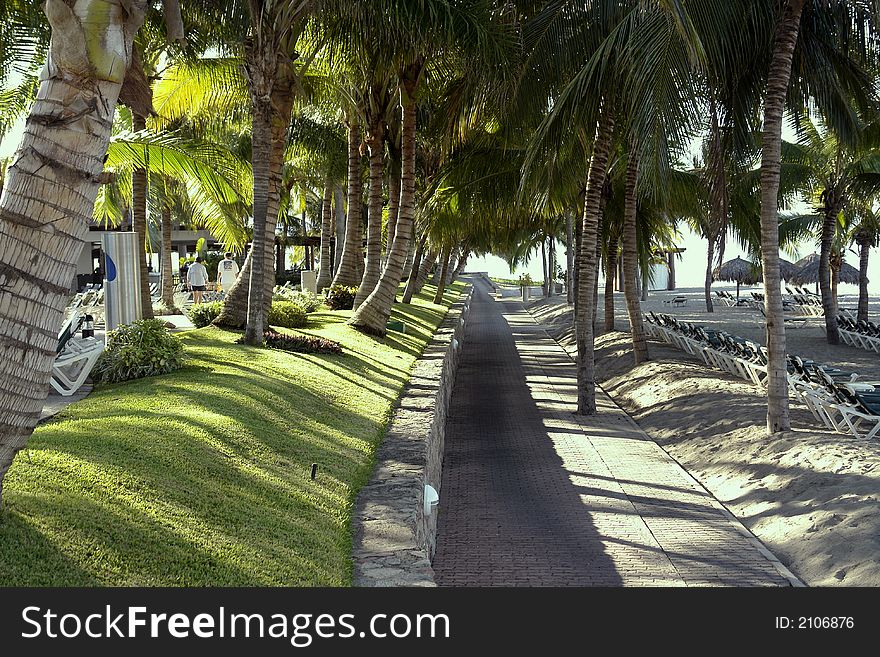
[523,284,880,587]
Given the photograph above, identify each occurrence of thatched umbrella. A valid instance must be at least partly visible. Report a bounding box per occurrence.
[713,256,759,299]
[790,253,860,288]
[754,257,800,282]
[778,258,800,281]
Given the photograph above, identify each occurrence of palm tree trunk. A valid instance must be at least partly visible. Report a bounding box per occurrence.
[160,203,174,308]
[386,167,400,260]
[333,184,345,275]
[574,200,582,320]
[759,0,805,433]
[401,234,415,280]
[704,96,728,313]
[705,238,715,313]
[0,0,146,504]
[622,148,648,364]
[316,183,333,292]
[548,236,555,297]
[858,240,870,322]
[831,263,840,314]
[604,243,617,332]
[216,247,253,327]
[132,112,154,320]
[576,110,614,415]
[402,232,429,303]
[276,234,285,278]
[353,121,385,309]
[214,68,294,329]
[412,247,436,297]
[542,238,549,297]
[566,210,574,304]
[451,249,470,282]
[332,120,364,287]
[445,250,460,284]
[432,246,453,306]
[350,64,422,334]
[819,198,841,343]
[244,101,272,344]
[592,209,604,333]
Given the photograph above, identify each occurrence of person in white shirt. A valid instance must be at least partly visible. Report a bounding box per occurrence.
[218,252,240,294]
[187,256,210,304]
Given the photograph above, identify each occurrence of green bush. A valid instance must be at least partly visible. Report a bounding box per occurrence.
[273,286,322,313]
[268,301,308,328]
[186,301,223,328]
[93,319,186,384]
[326,284,358,310]
[255,330,343,354]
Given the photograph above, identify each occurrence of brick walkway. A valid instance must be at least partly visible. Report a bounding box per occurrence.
[432,278,798,586]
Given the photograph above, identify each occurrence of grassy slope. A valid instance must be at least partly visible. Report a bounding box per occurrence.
[0,283,464,586]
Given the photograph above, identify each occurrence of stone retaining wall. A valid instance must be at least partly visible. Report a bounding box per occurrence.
[352,285,474,586]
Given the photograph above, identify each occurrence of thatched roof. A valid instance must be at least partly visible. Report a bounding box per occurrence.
[753,257,800,281]
[713,256,760,284]
[778,258,800,281]
[789,253,861,285]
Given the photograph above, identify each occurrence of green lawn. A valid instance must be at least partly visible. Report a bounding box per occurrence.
[0,282,464,586]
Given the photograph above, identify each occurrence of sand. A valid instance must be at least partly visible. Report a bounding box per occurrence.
[524,285,880,587]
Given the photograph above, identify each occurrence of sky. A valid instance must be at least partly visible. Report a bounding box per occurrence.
[469,225,879,295]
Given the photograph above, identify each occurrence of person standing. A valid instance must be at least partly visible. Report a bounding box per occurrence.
[187,256,209,304]
[218,252,240,295]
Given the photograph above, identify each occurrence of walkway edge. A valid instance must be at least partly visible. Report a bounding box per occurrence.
[524,301,805,588]
[352,284,474,587]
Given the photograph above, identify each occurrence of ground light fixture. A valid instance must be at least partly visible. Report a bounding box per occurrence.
[424,484,439,516]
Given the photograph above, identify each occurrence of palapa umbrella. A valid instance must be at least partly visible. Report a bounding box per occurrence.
[713,256,759,299]
[790,253,860,290]
[778,258,800,281]
[753,257,800,282]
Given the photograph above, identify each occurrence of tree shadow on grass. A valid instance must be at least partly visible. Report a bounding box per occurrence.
[0,510,103,586]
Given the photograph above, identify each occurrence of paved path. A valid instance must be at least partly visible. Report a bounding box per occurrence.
[432,278,798,586]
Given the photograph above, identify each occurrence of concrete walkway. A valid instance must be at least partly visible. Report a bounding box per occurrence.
[432,278,799,586]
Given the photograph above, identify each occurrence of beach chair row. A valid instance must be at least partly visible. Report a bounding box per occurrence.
[713,290,750,307]
[787,358,880,441]
[784,287,824,316]
[645,312,880,441]
[833,316,880,353]
[644,313,769,387]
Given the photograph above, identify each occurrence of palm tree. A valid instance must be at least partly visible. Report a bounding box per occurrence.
[0,0,149,504]
[328,111,367,287]
[759,0,806,433]
[850,208,880,322]
[282,113,347,291]
[782,117,880,343]
[240,0,314,345]
[621,145,648,363]
[348,0,518,335]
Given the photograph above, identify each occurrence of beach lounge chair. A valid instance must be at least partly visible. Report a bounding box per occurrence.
[50,311,104,397]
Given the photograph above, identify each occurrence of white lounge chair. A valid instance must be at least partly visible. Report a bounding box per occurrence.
[50,311,104,397]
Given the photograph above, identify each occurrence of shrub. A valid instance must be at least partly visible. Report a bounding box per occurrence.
[152,299,181,316]
[186,301,223,328]
[273,286,322,313]
[259,330,343,354]
[268,301,308,328]
[93,319,186,384]
[326,284,358,310]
